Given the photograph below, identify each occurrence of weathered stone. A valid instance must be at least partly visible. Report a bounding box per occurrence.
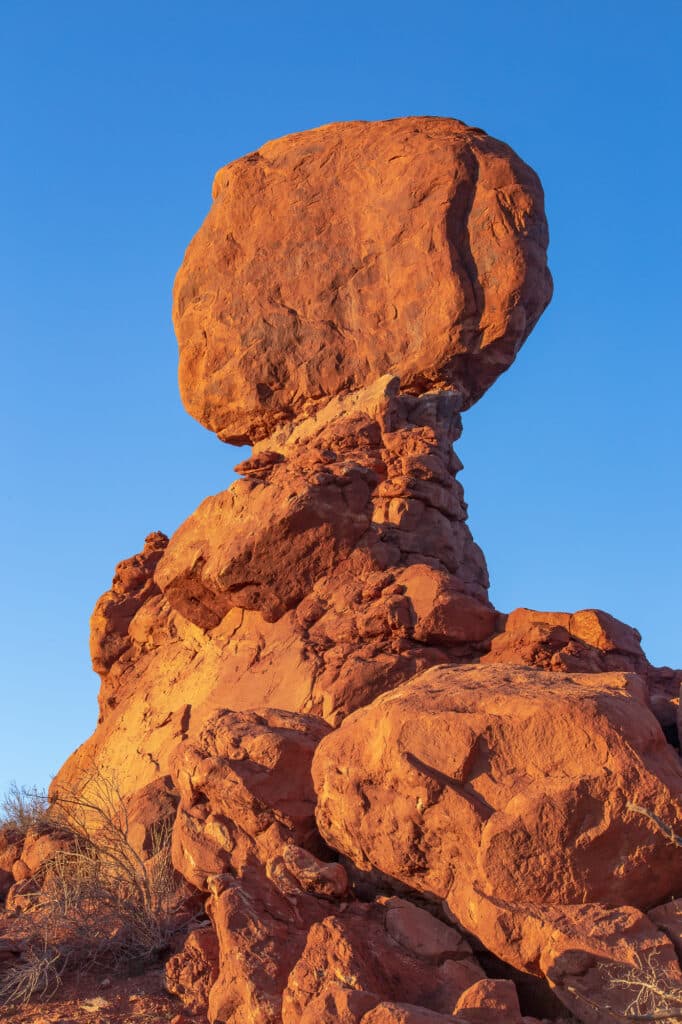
[174,117,552,444]
[165,926,220,1016]
[282,899,484,1023]
[313,664,682,1016]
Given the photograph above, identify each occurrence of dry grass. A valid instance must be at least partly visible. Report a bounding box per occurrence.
[0,782,50,836]
[602,951,682,1021]
[0,769,185,1008]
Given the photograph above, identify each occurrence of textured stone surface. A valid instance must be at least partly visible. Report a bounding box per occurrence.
[173,117,552,444]
[156,377,491,627]
[170,708,330,890]
[314,664,682,910]
[313,663,682,1014]
[648,897,682,960]
[454,979,522,1023]
[52,383,496,802]
[484,606,682,737]
[282,899,485,1023]
[165,926,220,1015]
[90,531,168,686]
[125,775,179,860]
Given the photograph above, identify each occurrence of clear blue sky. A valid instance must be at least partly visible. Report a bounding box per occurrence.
[1,1,680,796]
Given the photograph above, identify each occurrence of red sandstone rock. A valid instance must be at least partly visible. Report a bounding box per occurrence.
[174,117,552,444]
[205,869,329,1024]
[19,826,75,876]
[648,897,682,960]
[11,858,30,882]
[454,979,522,1022]
[485,606,662,676]
[484,606,682,736]
[165,925,220,1015]
[282,899,484,1023]
[5,875,40,914]
[53,385,497,801]
[170,708,330,890]
[313,663,682,1015]
[156,378,491,629]
[125,775,179,860]
[40,117,682,1024]
[168,708,347,1022]
[90,531,168,677]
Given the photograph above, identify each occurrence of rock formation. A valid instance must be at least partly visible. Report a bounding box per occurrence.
[10,116,679,1023]
[173,117,552,444]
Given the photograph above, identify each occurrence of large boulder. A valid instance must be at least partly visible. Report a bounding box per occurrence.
[312,664,682,1016]
[173,117,552,444]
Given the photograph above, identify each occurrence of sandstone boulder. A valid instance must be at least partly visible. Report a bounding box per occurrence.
[454,979,522,1023]
[125,775,179,860]
[484,606,682,739]
[173,117,552,444]
[648,897,682,960]
[19,825,75,876]
[313,663,682,1015]
[90,531,168,679]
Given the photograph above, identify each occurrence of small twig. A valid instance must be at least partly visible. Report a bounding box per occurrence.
[627,804,682,849]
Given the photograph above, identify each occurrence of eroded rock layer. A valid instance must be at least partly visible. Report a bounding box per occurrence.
[34,117,682,1024]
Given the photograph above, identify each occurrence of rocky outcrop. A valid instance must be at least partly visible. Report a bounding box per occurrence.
[42,116,682,1024]
[166,926,220,1016]
[484,606,681,735]
[53,377,498,801]
[281,899,485,1022]
[170,708,331,890]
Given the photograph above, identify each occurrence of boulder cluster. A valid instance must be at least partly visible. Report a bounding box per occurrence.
[5,118,681,1024]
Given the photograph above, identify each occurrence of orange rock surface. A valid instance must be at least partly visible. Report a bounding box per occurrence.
[313,663,682,1015]
[25,118,680,1024]
[174,117,552,444]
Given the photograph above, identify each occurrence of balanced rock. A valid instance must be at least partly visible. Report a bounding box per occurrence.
[174,117,552,444]
[42,117,682,1024]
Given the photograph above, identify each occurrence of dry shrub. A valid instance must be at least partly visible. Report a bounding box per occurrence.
[0,768,186,1007]
[0,782,50,836]
[603,951,682,1021]
[570,804,682,1022]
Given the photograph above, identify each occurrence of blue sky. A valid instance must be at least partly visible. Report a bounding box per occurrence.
[1,1,680,795]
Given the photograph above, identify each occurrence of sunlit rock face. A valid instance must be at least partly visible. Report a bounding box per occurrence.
[173,116,552,445]
[43,118,682,1024]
